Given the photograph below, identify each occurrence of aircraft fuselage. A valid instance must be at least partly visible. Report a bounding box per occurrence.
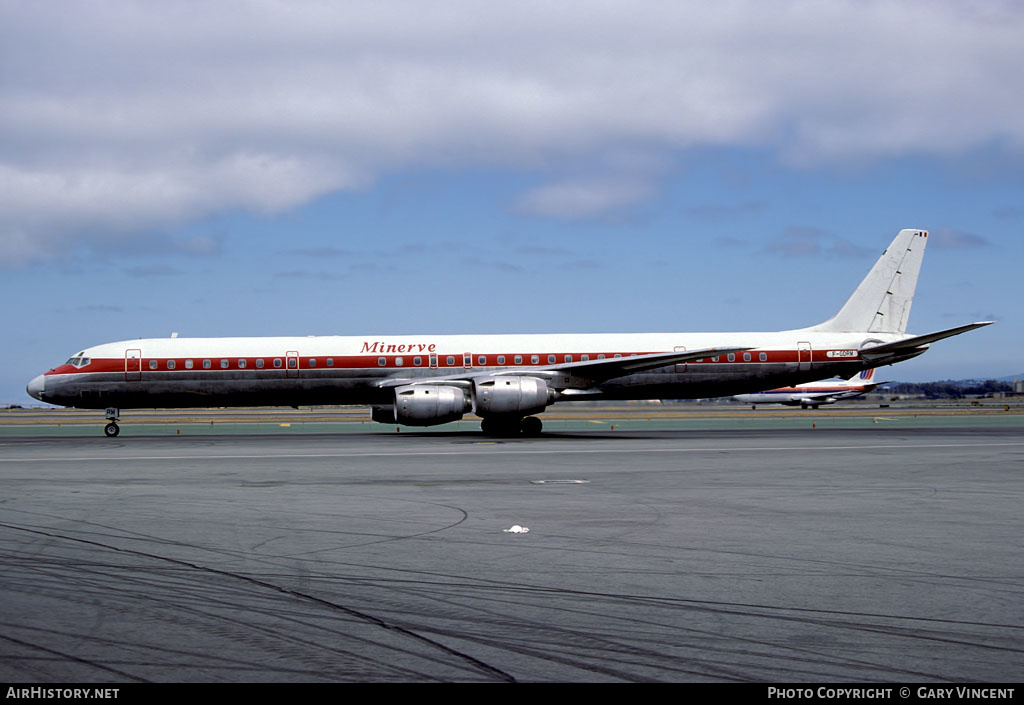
[30,329,909,410]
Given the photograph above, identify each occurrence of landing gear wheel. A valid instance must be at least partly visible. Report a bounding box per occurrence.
[104,422,120,437]
[480,417,520,437]
[520,416,543,437]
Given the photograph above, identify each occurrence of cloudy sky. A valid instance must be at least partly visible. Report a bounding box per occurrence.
[2,0,1022,404]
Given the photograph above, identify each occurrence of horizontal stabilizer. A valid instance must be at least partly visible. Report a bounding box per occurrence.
[860,322,994,361]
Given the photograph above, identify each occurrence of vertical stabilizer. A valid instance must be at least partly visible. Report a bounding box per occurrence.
[812,229,928,333]
[847,368,875,384]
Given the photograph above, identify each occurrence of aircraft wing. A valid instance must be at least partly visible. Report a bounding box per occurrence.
[860,322,994,362]
[378,346,753,390]
[493,346,753,381]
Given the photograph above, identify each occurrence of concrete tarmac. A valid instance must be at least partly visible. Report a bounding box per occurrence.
[1,426,1022,683]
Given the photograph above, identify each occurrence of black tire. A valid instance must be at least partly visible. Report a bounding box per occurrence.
[104,422,120,437]
[520,416,542,437]
[481,417,520,437]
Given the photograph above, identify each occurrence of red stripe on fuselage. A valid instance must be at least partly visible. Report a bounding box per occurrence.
[42,348,860,376]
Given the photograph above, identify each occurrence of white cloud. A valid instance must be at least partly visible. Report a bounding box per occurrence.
[515,178,655,220]
[2,0,1023,263]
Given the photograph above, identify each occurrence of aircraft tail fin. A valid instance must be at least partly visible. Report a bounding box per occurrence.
[844,368,887,390]
[812,229,929,334]
[847,368,875,385]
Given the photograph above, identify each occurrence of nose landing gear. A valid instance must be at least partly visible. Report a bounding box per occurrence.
[104,408,120,437]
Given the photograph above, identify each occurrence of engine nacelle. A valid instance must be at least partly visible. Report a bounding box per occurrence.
[474,376,552,417]
[389,384,472,426]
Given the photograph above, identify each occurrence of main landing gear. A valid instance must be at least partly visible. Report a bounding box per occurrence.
[480,415,543,437]
[104,407,120,437]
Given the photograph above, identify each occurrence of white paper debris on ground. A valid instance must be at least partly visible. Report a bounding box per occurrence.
[503,525,530,533]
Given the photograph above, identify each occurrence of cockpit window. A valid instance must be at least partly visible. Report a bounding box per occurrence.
[64,356,90,368]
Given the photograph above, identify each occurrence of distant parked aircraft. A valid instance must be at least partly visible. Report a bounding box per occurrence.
[27,229,991,436]
[733,369,883,409]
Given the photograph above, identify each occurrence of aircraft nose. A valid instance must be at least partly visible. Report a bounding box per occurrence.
[26,374,45,401]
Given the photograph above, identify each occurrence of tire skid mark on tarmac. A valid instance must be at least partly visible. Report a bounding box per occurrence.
[362,574,1022,680]
[0,555,460,681]
[0,630,150,682]
[0,496,469,579]
[0,522,516,682]
[1,553,436,680]
[362,580,950,681]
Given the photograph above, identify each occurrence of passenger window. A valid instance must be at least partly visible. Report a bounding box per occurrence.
[185,359,193,369]
[326,358,334,367]
[287,358,297,368]
[547,354,556,364]
[203,359,211,369]
[743,352,751,362]
[759,352,767,362]
[149,360,158,370]
[728,353,735,362]
[478,355,486,365]
[274,358,282,368]
[581,354,589,361]
[221,359,229,369]
[396,357,404,367]
[464,355,472,366]
[168,360,176,370]
[413,356,422,366]
[497,355,505,365]
[614,354,622,359]
[309,358,316,368]
[256,359,264,369]
[597,354,605,360]
[711,356,719,362]
[238,359,247,369]
[378,357,386,367]
[514,355,522,364]
[531,355,539,364]
[565,354,572,363]
[446,356,455,366]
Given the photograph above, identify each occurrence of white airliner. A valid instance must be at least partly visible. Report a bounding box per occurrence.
[27,229,992,437]
[733,368,883,409]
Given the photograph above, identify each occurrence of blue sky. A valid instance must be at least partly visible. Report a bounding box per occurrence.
[2,1,1022,405]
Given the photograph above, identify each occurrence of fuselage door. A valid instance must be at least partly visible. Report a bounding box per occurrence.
[286,351,300,378]
[674,345,687,373]
[798,341,812,371]
[125,349,142,382]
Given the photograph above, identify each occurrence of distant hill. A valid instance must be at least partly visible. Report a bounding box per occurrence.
[994,373,1024,383]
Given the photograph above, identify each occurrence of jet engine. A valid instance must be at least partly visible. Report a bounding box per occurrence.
[473,376,553,417]
[372,384,472,426]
